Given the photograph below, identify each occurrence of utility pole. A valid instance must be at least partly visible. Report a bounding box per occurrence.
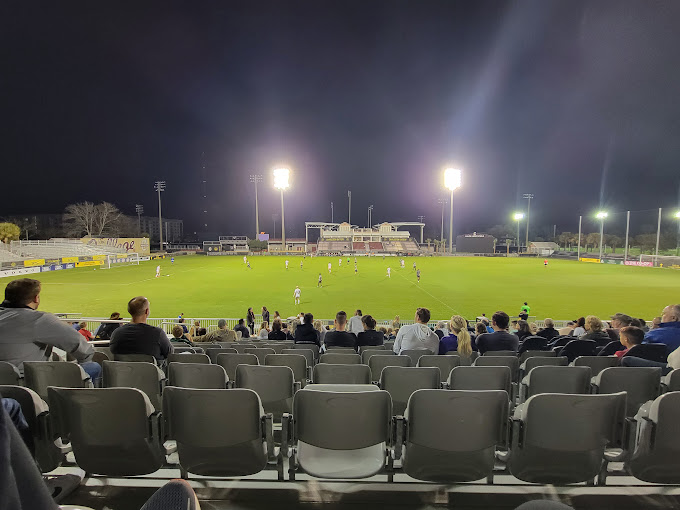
[272,213,278,239]
[577,215,582,260]
[331,202,334,223]
[523,193,534,248]
[655,207,662,262]
[135,204,144,234]
[250,174,263,238]
[624,210,630,262]
[154,181,166,251]
[348,190,352,224]
[438,198,446,242]
[417,215,425,245]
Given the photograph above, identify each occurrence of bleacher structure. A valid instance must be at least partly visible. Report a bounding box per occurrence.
[308,221,423,255]
[9,239,127,259]
[0,241,25,263]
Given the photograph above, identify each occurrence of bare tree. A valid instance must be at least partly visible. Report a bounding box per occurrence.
[63,202,121,237]
[93,202,121,236]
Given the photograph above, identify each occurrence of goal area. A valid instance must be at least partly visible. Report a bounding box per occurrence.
[100,253,140,269]
[639,254,680,269]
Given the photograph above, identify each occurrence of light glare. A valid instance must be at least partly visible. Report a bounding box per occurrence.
[675,211,680,219]
[513,212,525,221]
[596,211,608,219]
[273,167,290,189]
[444,168,462,191]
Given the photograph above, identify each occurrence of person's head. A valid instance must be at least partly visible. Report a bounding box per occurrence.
[637,318,646,328]
[238,318,245,326]
[217,319,227,330]
[109,312,121,320]
[576,317,586,328]
[619,326,644,349]
[450,315,472,356]
[335,311,348,330]
[272,318,282,331]
[393,327,400,336]
[511,320,519,331]
[178,317,185,324]
[3,278,41,309]
[652,316,662,329]
[566,321,575,328]
[289,319,300,335]
[544,318,554,329]
[387,327,393,335]
[491,311,510,330]
[475,322,487,335]
[248,307,253,313]
[172,325,184,338]
[303,313,313,325]
[362,314,377,330]
[529,322,538,334]
[610,313,633,329]
[313,319,323,332]
[585,315,603,332]
[630,318,642,328]
[262,306,268,313]
[193,320,200,327]
[415,307,430,325]
[378,326,387,335]
[79,321,88,330]
[355,309,362,316]
[394,315,400,321]
[481,317,490,325]
[198,327,207,335]
[517,320,531,334]
[127,296,150,322]
[436,320,447,331]
[274,310,280,317]
[661,304,680,324]
[524,302,528,306]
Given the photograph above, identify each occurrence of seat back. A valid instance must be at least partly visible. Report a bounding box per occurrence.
[594,367,661,416]
[312,363,371,384]
[508,392,626,484]
[265,354,308,386]
[448,366,512,395]
[94,346,113,360]
[573,355,619,375]
[384,341,395,351]
[368,354,411,381]
[403,389,508,482]
[379,366,440,415]
[293,388,392,478]
[235,364,294,419]
[400,349,432,366]
[473,356,520,382]
[47,387,164,476]
[244,348,276,365]
[92,350,110,367]
[102,361,164,411]
[522,366,592,402]
[558,340,598,362]
[113,353,157,363]
[519,349,556,363]
[549,336,572,348]
[172,347,195,354]
[358,345,386,353]
[521,356,568,377]
[483,350,517,357]
[416,355,460,380]
[624,344,668,363]
[662,369,680,392]
[216,353,259,381]
[282,348,315,368]
[261,343,286,354]
[163,387,268,477]
[517,336,548,355]
[168,362,228,389]
[360,350,395,365]
[167,353,210,365]
[23,362,89,401]
[325,347,356,352]
[598,341,625,356]
[319,353,361,365]
[205,348,238,363]
[0,361,21,385]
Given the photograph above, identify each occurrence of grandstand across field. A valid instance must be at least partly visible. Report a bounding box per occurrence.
[10,239,127,259]
[311,221,423,255]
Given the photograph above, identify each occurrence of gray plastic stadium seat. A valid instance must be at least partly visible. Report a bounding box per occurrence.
[282,348,315,368]
[519,350,557,363]
[519,356,568,379]
[312,364,372,385]
[417,355,461,380]
[325,347,356,352]
[205,347,238,363]
[0,361,22,385]
[265,354,308,388]
[400,349,432,366]
[573,355,619,375]
[23,361,92,401]
[167,353,210,365]
[319,353,361,365]
[304,383,378,392]
[216,353,259,381]
[261,343,287,354]
[483,350,517,357]
[627,392,680,483]
[457,351,479,366]
[368,354,411,381]
[229,344,250,353]
[102,360,165,411]
[48,387,165,476]
[358,344,386,353]
[384,341,395,351]
[163,387,276,479]
[285,387,392,479]
[447,366,512,395]
[94,346,113,360]
[520,366,592,403]
[0,384,62,472]
[244,347,276,365]
[508,392,626,484]
[92,350,110,367]
[592,367,661,417]
[379,366,440,415]
[397,389,508,483]
[661,369,680,393]
[474,355,520,383]
[360,350,394,365]
[168,362,228,389]
[235,364,295,420]
[172,347,195,354]
[113,353,157,364]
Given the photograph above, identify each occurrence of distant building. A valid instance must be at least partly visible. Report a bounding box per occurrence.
[139,216,183,243]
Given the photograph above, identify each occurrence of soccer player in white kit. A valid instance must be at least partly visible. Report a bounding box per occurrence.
[293,286,301,304]
[386,267,391,278]
[285,260,289,270]
[155,265,161,278]
[243,255,247,264]
[338,258,342,267]
[328,262,332,274]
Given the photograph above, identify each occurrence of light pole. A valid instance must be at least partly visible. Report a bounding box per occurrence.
[367,205,373,227]
[596,211,608,260]
[523,193,534,247]
[417,215,425,244]
[331,202,334,223]
[348,190,352,224]
[273,167,290,251]
[250,174,263,238]
[272,213,278,238]
[154,181,166,251]
[438,198,447,242]
[135,204,144,234]
[675,211,680,256]
[444,168,462,253]
[514,212,525,250]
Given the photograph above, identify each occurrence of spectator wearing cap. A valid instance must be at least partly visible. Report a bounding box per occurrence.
[606,313,633,342]
[192,319,236,342]
[644,304,680,355]
[536,318,560,342]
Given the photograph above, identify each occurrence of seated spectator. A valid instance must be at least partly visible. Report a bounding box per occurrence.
[482,317,494,333]
[607,313,633,342]
[537,318,560,342]
[637,318,649,332]
[475,322,487,338]
[287,319,300,340]
[188,320,201,337]
[197,327,207,336]
[95,312,122,339]
[378,326,388,340]
[651,316,662,330]
[387,327,395,340]
[475,311,519,354]
[78,321,94,341]
[347,309,363,336]
[558,320,576,336]
[234,318,250,338]
[393,307,439,354]
[615,326,644,358]
[313,320,327,345]
[171,325,194,346]
[356,315,384,349]
[268,318,287,340]
[178,316,189,334]
[515,320,532,342]
[324,311,357,351]
[0,278,99,381]
[295,313,320,346]
[257,321,269,339]
[392,315,401,330]
[644,304,680,354]
[193,319,235,342]
[580,315,611,346]
[110,296,173,362]
[439,315,471,354]
[434,320,449,339]
[622,344,680,375]
[572,317,586,337]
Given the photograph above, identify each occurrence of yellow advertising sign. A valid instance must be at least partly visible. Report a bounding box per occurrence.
[82,237,150,256]
[23,259,45,267]
[580,258,601,263]
[76,261,104,267]
[62,257,78,264]
[92,255,107,261]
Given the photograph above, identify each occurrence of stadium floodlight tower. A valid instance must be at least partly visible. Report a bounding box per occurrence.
[444,167,462,253]
[273,167,290,252]
[250,174,263,238]
[675,210,680,256]
[154,181,166,251]
[596,211,608,260]
[135,204,144,234]
[513,212,525,249]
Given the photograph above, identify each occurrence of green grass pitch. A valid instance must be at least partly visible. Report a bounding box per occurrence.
[5,255,679,321]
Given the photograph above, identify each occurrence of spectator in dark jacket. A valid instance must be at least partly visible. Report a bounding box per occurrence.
[262,306,270,325]
[110,296,173,362]
[536,318,561,342]
[95,312,123,339]
[268,318,287,340]
[515,320,532,343]
[580,315,612,346]
[323,311,357,351]
[295,313,320,346]
[356,315,384,349]
[475,311,519,354]
[234,318,250,338]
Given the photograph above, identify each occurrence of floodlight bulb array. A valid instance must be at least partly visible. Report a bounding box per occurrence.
[444,168,462,191]
[514,213,525,221]
[596,211,608,219]
[273,167,290,189]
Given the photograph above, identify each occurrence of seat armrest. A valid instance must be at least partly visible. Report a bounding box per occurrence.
[293,381,301,393]
[392,416,405,460]
[280,413,292,457]
[149,411,163,449]
[164,442,178,455]
[263,413,275,460]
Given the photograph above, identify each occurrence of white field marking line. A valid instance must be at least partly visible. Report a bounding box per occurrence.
[394,268,460,315]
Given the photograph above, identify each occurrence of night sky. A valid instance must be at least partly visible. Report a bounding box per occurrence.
[2,1,680,239]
